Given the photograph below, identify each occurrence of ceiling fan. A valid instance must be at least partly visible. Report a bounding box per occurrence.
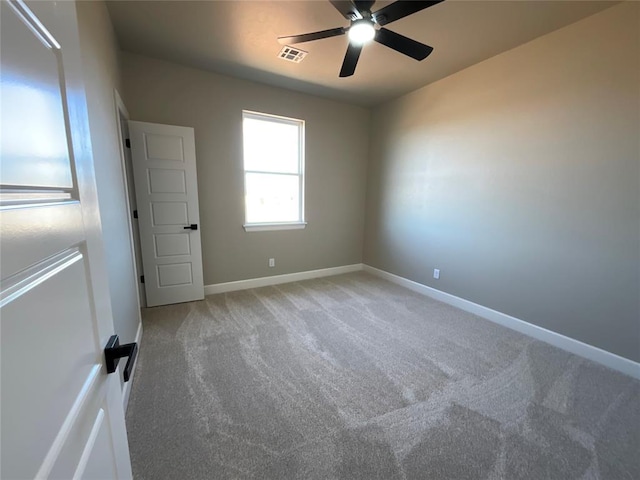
[278,1,444,78]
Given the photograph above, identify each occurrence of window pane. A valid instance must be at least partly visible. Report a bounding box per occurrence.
[243,117,299,174]
[245,173,300,223]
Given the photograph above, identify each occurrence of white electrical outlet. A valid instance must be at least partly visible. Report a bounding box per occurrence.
[269,258,275,268]
[433,268,440,279]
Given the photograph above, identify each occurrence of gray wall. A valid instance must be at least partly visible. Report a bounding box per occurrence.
[77,1,140,346]
[121,53,370,285]
[364,3,639,361]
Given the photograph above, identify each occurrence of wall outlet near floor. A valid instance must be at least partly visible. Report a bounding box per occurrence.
[433,268,440,279]
[269,258,275,268]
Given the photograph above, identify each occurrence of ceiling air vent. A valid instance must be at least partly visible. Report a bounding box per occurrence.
[277,46,307,63]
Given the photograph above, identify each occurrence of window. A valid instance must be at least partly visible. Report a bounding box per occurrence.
[242,111,305,231]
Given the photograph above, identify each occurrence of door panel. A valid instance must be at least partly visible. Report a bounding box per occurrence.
[157,263,193,286]
[129,121,204,307]
[79,408,119,480]
[148,169,186,193]
[1,251,97,479]
[155,233,191,257]
[0,1,132,478]
[48,391,108,479]
[0,202,84,279]
[144,133,184,162]
[0,0,73,188]
[151,202,189,225]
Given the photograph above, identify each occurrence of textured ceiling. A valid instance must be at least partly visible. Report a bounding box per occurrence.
[107,0,617,107]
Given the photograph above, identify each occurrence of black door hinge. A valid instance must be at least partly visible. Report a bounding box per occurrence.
[133,210,138,219]
[140,275,145,284]
[125,138,131,148]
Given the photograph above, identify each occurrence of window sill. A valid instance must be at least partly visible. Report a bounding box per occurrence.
[243,222,307,232]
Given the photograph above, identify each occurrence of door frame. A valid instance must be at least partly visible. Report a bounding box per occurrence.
[113,89,145,309]
[113,89,144,407]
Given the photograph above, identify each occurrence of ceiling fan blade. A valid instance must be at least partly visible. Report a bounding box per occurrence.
[329,1,362,20]
[374,28,433,60]
[354,1,376,11]
[373,0,444,27]
[339,43,363,77]
[278,27,346,45]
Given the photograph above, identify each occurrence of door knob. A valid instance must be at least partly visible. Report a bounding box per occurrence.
[104,335,138,382]
[183,224,198,230]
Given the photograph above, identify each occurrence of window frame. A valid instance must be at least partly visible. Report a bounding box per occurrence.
[242,110,306,232]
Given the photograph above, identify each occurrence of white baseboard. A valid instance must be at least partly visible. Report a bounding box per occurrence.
[122,320,143,410]
[363,265,640,380]
[204,264,364,295]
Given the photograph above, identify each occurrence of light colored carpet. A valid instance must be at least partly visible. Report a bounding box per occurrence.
[126,272,639,479]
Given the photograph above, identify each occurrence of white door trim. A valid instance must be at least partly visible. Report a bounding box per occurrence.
[114,88,144,313]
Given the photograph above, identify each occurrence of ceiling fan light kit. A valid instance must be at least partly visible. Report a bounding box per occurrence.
[278,0,444,77]
[348,19,376,45]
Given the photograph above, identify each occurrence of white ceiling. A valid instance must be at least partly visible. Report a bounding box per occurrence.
[106,0,617,107]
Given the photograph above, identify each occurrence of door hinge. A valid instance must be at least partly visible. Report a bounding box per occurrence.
[125,138,131,148]
[140,275,145,284]
[133,210,138,219]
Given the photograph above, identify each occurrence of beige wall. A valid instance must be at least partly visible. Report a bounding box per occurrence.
[77,1,140,345]
[364,3,639,361]
[121,53,370,285]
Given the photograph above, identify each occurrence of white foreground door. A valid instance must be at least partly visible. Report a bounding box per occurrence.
[128,121,204,307]
[0,1,132,479]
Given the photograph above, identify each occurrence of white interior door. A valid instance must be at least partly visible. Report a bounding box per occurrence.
[0,1,132,478]
[128,121,204,307]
